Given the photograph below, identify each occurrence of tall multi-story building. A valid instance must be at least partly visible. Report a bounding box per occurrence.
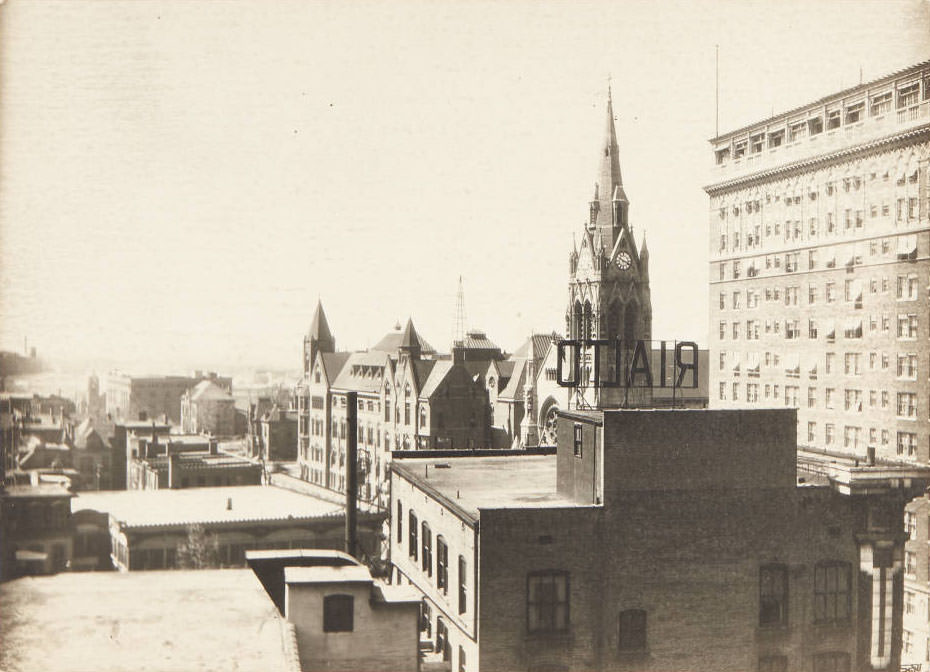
[707,60,930,464]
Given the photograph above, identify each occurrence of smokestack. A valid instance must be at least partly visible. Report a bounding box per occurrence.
[345,391,358,559]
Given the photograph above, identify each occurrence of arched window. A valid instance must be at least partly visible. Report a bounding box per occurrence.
[419,406,427,428]
[618,609,646,651]
[624,303,638,342]
[583,301,593,341]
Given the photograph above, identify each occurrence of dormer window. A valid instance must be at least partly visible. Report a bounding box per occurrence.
[826,109,841,129]
[734,140,747,159]
[715,147,730,165]
[808,116,823,135]
[768,130,784,148]
[750,133,764,153]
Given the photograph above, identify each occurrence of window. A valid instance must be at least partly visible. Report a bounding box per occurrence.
[898,353,918,379]
[907,551,917,576]
[573,424,583,458]
[409,511,418,560]
[897,314,918,339]
[435,617,450,661]
[397,500,403,543]
[527,571,569,633]
[618,609,647,651]
[897,392,917,418]
[458,646,466,672]
[759,565,788,627]
[898,432,917,457]
[906,590,916,614]
[422,522,432,575]
[813,652,850,672]
[437,537,448,593]
[384,398,391,422]
[759,656,788,672]
[814,562,851,623]
[322,594,354,632]
[420,600,432,637]
[825,423,835,445]
[906,511,918,539]
[845,101,863,124]
[458,556,467,614]
[870,91,891,116]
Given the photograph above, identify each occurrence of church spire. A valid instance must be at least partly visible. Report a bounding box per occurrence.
[592,84,628,249]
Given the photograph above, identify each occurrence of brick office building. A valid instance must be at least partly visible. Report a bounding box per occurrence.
[390,408,928,672]
[707,60,930,464]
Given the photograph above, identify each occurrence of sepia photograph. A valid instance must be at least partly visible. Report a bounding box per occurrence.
[1,1,930,670]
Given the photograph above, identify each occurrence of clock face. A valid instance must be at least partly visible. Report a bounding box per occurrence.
[615,251,632,270]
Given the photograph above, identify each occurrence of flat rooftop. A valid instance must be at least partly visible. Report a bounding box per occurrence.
[71,485,347,528]
[392,455,578,519]
[0,569,289,672]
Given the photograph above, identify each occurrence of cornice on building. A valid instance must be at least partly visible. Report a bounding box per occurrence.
[705,123,930,196]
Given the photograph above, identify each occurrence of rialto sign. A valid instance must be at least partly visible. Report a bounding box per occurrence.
[555,339,699,389]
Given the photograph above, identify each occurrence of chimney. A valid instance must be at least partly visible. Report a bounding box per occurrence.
[453,344,465,366]
[345,391,358,559]
[226,497,233,511]
[209,438,218,455]
[168,452,178,488]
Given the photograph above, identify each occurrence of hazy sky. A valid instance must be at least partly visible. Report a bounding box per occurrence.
[1,0,928,374]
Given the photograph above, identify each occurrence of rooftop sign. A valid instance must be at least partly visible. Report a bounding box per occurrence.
[556,339,699,389]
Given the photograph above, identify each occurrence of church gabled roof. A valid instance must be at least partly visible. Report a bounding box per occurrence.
[308,300,334,343]
[371,320,435,355]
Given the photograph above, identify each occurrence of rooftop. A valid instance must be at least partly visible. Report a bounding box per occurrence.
[2,484,74,499]
[392,454,577,520]
[0,569,288,672]
[70,485,347,528]
[285,564,373,584]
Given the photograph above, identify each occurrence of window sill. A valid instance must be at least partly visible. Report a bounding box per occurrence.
[524,630,574,647]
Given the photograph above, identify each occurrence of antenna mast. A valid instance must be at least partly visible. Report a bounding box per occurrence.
[453,276,467,345]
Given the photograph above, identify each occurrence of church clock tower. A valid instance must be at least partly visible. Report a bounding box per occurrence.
[566,87,652,409]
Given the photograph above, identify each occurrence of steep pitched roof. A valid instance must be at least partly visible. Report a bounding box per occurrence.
[319,352,351,385]
[513,333,556,373]
[371,321,435,355]
[418,360,454,398]
[308,300,334,343]
[498,358,527,400]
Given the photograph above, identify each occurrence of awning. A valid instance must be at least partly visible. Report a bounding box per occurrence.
[898,234,918,259]
[824,248,836,268]
[732,354,741,373]
[844,319,863,339]
[825,321,836,341]
[15,549,47,562]
[746,352,761,374]
[850,279,863,303]
[808,357,818,377]
[784,353,800,375]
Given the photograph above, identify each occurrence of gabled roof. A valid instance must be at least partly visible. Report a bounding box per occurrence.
[331,351,391,394]
[190,380,234,402]
[418,361,454,398]
[513,333,556,373]
[371,321,435,355]
[498,358,527,400]
[319,352,351,385]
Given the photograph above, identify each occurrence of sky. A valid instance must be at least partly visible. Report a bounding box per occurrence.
[1,0,929,374]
